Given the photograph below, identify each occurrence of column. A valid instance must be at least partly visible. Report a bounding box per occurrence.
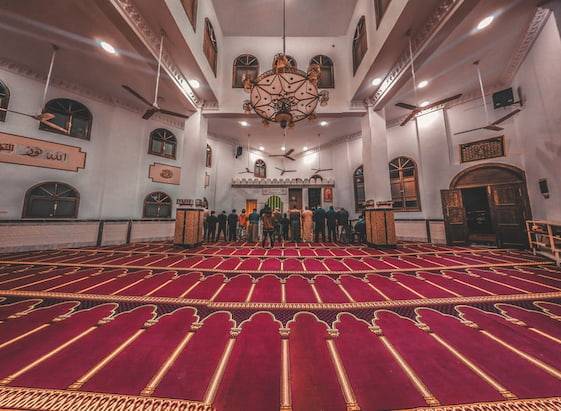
[361,108,396,247]
[175,111,208,247]
[415,110,454,219]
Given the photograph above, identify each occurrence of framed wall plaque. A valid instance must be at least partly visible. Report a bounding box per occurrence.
[149,162,181,185]
[0,132,86,172]
[460,136,505,163]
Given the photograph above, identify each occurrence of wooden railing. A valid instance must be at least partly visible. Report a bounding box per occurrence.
[526,220,561,266]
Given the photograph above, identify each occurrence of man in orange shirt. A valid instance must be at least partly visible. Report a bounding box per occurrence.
[238,208,248,240]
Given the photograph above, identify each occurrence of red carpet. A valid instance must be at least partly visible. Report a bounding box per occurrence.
[0,241,560,410]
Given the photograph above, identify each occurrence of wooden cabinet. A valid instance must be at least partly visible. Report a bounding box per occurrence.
[364,209,396,248]
[174,208,204,248]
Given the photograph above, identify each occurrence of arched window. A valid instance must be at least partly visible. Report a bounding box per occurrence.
[143,192,172,218]
[389,157,421,211]
[23,182,79,219]
[254,159,266,178]
[39,98,92,140]
[149,128,177,159]
[0,79,10,122]
[353,166,365,212]
[203,18,218,76]
[206,144,212,167]
[286,55,297,68]
[352,16,367,75]
[233,54,259,88]
[181,0,197,30]
[310,174,323,184]
[310,55,334,88]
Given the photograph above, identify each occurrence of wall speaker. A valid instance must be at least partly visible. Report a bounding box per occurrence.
[493,88,515,109]
[235,145,243,158]
[539,178,550,199]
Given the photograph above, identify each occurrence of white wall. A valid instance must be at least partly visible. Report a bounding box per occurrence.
[205,131,363,218]
[0,68,189,219]
[512,12,561,221]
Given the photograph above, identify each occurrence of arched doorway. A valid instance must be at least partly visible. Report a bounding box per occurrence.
[441,163,531,248]
[266,195,284,212]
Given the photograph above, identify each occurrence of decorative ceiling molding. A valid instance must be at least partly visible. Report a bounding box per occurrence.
[0,57,185,130]
[108,0,202,109]
[368,0,463,109]
[350,100,368,111]
[500,7,551,85]
[203,101,220,111]
[385,6,552,129]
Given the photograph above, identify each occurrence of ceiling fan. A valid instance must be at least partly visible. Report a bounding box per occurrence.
[121,32,190,121]
[238,134,253,174]
[454,62,521,135]
[396,93,462,126]
[0,44,69,134]
[269,148,295,161]
[238,167,252,175]
[454,108,521,135]
[275,166,296,176]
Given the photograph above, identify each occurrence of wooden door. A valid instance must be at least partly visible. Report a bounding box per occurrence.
[245,199,257,213]
[288,188,302,209]
[488,184,529,248]
[441,189,468,245]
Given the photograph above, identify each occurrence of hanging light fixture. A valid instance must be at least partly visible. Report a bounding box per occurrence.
[242,0,329,129]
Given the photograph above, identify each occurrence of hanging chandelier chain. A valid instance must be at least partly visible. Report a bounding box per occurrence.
[282,0,286,54]
[241,0,328,129]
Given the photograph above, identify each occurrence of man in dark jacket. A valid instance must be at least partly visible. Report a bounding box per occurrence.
[228,209,238,241]
[216,211,227,241]
[326,206,337,242]
[337,207,350,243]
[313,206,326,242]
[206,211,218,242]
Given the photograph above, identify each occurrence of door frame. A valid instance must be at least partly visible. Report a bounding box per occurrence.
[445,163,532,247]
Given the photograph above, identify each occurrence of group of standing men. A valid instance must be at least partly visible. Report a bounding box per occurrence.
[287,205,350,242]
[203,204,350,246]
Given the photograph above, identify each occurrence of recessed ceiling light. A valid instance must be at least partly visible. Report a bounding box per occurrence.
[371,78,382,86]
[420,101,430,107]
[320,121,328,127]
[99,40,117,55]
[259,146,264,151]
[477,15,494,30]
[418,80,428,89]
[239,121,249,127]
[303,146,308,151]
[188,79,200,89]
[281,146,286,151]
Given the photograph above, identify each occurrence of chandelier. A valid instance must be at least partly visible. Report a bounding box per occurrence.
[242,0,329,129]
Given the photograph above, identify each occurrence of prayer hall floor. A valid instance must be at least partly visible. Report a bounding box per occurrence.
[0,241,560,411]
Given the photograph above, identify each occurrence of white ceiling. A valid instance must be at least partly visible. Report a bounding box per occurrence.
[211,0,358,37]
[0,0,216,116]
[208,115,362,154]
[384,0,539,123]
